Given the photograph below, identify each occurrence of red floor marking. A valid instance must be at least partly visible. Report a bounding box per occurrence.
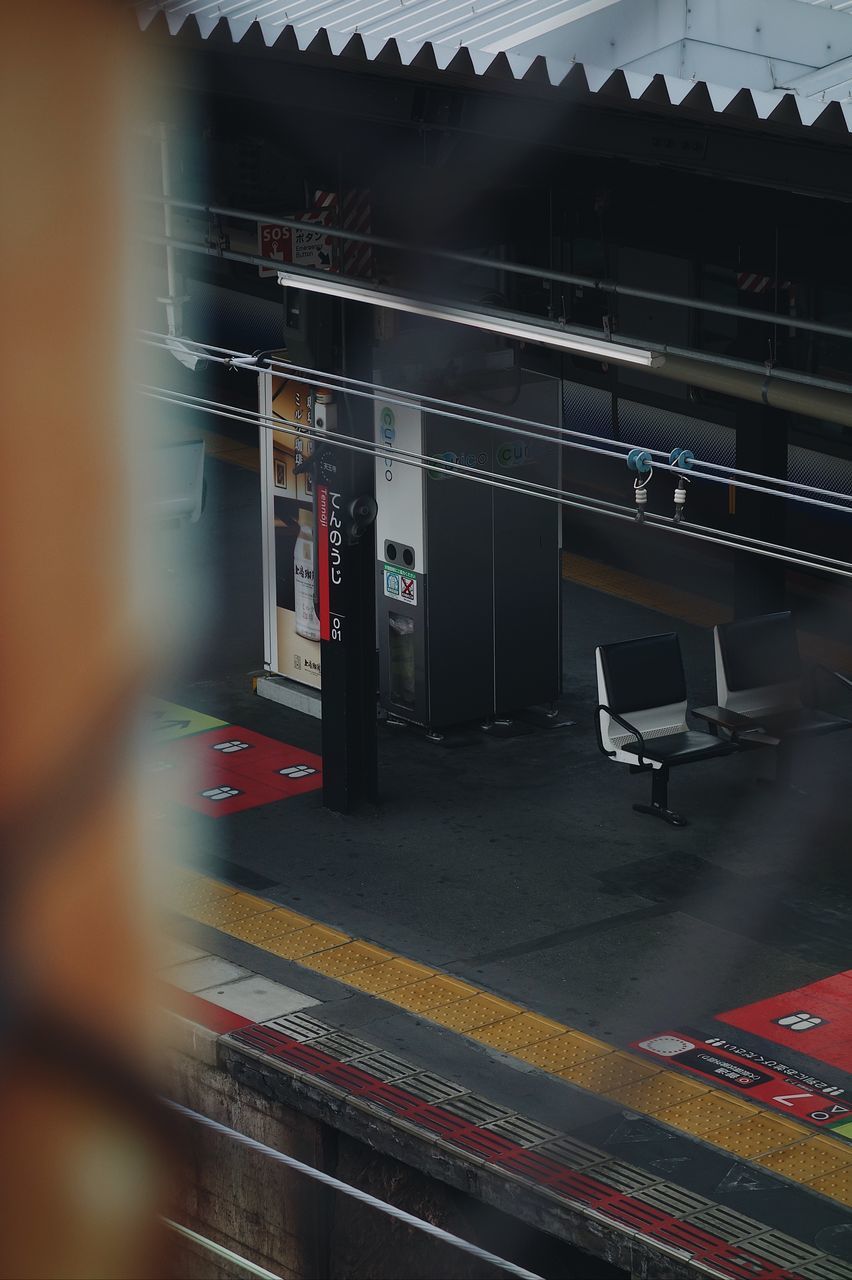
[170,726,322,790]
[225,1022,823,1279]
[550,1168,610,1206]
[446,1128,518,1160]
[703,1246,787,1280]
[493,1149,567,1183]
[153,725,323,815]
[720,972,852,1075]
[654,1220,728,1256]
[605,1198,670,1234]
[161,984,253,1034]
[318,1062,375,1092]
[179,763,288,818]
[634,1031,852,1128]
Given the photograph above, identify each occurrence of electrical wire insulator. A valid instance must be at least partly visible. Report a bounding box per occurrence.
[634,476,650,521]
[627,448,653,522]
[669,447,694,524]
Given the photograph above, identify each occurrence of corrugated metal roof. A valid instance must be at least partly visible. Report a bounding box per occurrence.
[136,0,852,136]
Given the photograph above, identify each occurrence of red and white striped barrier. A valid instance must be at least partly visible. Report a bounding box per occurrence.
[736,272,792,295]
[258,191,373,280]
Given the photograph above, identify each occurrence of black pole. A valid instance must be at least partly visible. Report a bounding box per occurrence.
[733,400,788,618]
[316,297,378,812]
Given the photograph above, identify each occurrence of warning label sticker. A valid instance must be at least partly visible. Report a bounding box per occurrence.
[384,563,417,606]
[634,1031,852,1132]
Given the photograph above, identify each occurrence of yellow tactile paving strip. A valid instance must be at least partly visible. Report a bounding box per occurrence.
[343,957,435,995]
[303,941,393,977]
[471,1012,567,1053]
[172,871,852,1208]
[389,975,478,1014]
[758,1137,852,1182]
[652,1092,754,1136]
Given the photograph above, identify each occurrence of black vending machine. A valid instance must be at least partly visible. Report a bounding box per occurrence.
[374,363,562,732]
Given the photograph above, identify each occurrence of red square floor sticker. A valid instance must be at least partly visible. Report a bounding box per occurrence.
[149,725,323,814]
[180,764,286,818]
[174,726,322,793]
[720,971,852,1074]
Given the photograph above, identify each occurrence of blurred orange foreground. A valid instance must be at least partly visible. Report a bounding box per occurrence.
[0,3,165,1277]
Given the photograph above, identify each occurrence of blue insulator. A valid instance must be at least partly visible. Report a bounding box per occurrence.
[669,447,695,471]
[627,448,653,475]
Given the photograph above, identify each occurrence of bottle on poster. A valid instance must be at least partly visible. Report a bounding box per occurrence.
[294,507,319,641]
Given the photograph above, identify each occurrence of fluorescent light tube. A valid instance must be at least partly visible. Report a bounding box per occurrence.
[277,269,661,369]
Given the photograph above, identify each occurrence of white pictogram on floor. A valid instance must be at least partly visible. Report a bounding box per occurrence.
[278,765,317,779]
[775,1012,826,1032]
[201,785,242,801]
[213,740,251,753]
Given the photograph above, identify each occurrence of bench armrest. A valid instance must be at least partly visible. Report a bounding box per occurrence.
[595,704,648,765]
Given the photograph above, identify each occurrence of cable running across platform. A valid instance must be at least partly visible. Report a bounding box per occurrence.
[138,382,852,580]
[141,330,852,511]
[139,329,852,508]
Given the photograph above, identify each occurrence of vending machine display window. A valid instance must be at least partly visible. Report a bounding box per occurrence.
[388,613,416,708]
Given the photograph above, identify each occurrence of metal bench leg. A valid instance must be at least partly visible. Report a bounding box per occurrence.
[633,765,688,827]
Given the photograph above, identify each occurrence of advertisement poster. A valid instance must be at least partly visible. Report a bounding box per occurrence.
[264,367,322,689]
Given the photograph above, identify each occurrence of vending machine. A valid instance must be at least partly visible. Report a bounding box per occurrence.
[375,369,562,731]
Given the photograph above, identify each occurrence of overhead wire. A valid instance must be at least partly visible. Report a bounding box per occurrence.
[144,380,852,577]
[140,330,852,515]
[138,381,852,579]
[148,380,852,570]
[141,382,641,525]
[146,329,852,508]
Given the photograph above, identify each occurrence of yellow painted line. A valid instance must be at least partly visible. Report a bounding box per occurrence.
[173,872,852,1209]
[561,551,730,628]
[168,424,260,472]
[562,550,852,671]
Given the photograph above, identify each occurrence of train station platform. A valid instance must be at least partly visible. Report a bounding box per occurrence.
[152,449,852,1279]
